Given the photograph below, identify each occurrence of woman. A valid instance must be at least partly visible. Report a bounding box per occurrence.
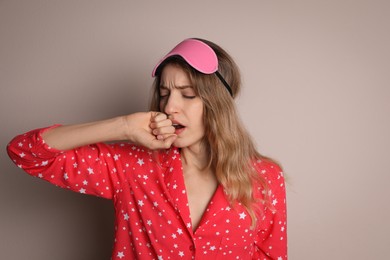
[7,38,287,259]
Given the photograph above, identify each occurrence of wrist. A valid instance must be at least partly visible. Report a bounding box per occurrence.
[120,115,135,143]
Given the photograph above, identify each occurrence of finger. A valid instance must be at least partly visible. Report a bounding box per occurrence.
[152,125,175,136]
[156,132,177,140]
[150,112,167,123]
[149,134,177,150]
[162,134,177,148]
[150,118,173,129]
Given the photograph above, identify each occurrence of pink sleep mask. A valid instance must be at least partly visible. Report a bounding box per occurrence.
[152,38,233,96]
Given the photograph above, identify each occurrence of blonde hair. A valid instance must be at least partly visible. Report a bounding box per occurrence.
[150,38,276,227]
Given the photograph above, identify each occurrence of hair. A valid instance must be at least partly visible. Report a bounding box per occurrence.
[150,38,277,228]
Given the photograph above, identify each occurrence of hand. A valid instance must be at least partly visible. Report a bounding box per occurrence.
[124,112,177,150]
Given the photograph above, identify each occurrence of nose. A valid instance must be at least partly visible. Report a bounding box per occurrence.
[162,92,181,115]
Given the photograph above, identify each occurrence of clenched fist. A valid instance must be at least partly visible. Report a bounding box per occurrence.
[124,112,177,150]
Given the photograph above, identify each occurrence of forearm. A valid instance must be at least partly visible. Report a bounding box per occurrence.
[42,116,128,151]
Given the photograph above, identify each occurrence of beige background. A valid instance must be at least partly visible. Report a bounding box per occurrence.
[1,1,389,259]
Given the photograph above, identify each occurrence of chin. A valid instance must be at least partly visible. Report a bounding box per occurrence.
[172,140,187,149]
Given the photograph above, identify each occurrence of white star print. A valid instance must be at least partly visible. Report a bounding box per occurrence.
[272,199,278,206]
[138,200,144,207]
[63,173,69,180]
[19,152,25,158]
[117,251,125,258]
[87,167,94,174]
[83,180,88,185]
[137,159,145,166]
[123,213,129,221]
[41,160,48,166]
[239,212,247,219]
[178,251,184,257]
[79,188,86,194]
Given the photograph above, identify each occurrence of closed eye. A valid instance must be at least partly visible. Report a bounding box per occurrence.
[159,91,169,98]
[159,86,196,99]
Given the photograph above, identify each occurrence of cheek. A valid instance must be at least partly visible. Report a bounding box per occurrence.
[195,104,204,126]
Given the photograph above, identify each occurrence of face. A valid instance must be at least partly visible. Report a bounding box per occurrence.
[159,64,205,149]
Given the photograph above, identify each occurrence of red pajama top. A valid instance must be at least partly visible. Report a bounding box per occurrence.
[7,126,287,260]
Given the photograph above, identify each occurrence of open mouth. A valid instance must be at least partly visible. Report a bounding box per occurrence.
[172,124,185,129]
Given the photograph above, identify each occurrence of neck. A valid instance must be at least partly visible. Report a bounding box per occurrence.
[180,143,208,170]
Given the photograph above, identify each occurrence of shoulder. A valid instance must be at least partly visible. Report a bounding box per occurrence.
[253,159,286,210]
[253,159,284,185]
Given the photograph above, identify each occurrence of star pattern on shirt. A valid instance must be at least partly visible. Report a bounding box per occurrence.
[7,126,288,260]
[239,212,247,219]
[87,167,94,174]
[137,159,144,166]
[117,251,125,258]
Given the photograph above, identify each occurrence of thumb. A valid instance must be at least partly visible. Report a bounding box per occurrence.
[162,134,177,148]
[150,134,177,150]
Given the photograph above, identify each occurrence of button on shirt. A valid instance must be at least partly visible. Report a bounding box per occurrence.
[7,126,287,259]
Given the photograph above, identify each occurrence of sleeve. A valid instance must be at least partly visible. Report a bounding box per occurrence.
[253,161,288,260]
[6,125,136,200]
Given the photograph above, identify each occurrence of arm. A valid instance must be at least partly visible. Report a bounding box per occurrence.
[7,112,177,199]
[254,162,288,259]
[42,112,177,151]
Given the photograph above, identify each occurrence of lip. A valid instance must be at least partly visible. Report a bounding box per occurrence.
[174,127,186,135]
[171,119,186,135]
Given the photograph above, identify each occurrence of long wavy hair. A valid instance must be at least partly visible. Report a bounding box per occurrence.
[150,38,276,227]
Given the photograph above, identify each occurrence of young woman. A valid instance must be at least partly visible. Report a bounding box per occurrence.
[7,38,287,259]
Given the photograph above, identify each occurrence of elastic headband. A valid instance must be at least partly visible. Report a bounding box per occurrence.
[152,38,233,96]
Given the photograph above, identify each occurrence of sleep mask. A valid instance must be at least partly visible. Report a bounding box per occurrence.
[152,38,233,96]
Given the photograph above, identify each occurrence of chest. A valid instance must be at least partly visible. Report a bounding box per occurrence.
[111,147,261,258]
[183,169,218,231]
[120,152,254,233]
[115,156,257,255]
